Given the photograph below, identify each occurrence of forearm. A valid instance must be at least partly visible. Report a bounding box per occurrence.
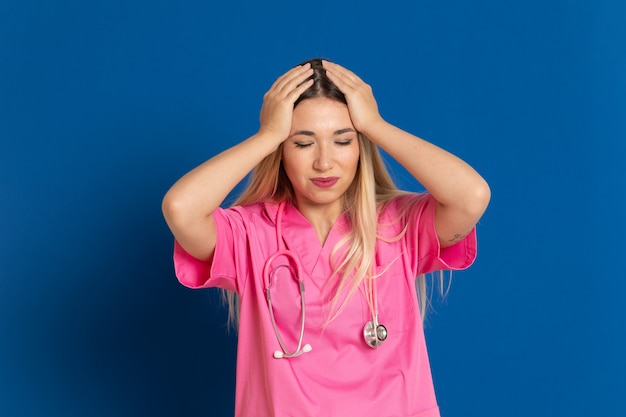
[363,120,490,213]
[162,63,313,259]
[162,131,279,222]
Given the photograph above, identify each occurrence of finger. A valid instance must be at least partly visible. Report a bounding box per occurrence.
[271,63,310,88]
[278,68,313,98]
[286,77,314,100]
[323,68,361,96]
[270,63,312,95]
[322,60,363,85]
[322,60,354,76]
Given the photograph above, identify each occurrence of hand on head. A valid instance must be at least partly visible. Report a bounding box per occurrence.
[258,59,385,147]
[321,60,384,135]
[258,63,314,144]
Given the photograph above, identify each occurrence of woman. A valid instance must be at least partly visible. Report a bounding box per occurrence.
[162,58,490,417]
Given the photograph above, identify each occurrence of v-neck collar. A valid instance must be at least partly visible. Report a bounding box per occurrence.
[264,201,349,286]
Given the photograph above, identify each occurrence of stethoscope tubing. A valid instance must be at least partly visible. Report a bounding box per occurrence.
[264,202,310,359]
[263,201,386,358]
[264,251,307,358]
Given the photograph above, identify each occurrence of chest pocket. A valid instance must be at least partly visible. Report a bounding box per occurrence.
[375,259,418,334]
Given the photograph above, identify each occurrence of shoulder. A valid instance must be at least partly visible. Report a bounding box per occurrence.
[379,192,432,220]
[216,201,279,229]
[376,193,437,237]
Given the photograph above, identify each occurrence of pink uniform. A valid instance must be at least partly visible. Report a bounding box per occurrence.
[173,194,477,417]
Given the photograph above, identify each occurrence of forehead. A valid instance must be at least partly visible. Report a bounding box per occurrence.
[291,98,353,129]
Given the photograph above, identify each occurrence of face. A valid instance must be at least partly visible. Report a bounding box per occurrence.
[282,97,360,214]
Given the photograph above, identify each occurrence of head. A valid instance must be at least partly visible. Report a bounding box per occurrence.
[236,58,396,210]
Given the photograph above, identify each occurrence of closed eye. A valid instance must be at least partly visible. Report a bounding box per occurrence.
[335,138,354,146]
[294,142,313,148]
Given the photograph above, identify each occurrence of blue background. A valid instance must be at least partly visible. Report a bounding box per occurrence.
[1,0,624,416]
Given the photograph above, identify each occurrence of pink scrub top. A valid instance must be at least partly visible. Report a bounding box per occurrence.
[173,193,477,417]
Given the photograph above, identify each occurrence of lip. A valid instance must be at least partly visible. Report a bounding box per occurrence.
[311,177,339,188]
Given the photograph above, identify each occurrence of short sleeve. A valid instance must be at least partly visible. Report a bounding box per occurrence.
[172,207,245,293]
[173,240,212,288]
[405,194,478,275]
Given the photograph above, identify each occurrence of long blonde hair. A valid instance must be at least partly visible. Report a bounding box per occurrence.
[221,58,444,328]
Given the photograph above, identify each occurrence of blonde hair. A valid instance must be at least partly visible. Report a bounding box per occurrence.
[221,58,446,328]
[222,131,445,328]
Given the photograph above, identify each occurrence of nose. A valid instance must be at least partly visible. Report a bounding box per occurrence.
[313,145,334,171]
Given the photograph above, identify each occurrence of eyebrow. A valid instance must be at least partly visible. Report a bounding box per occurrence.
[290,128,356,137]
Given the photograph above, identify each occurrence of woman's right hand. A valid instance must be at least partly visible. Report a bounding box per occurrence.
[258,63,314,145]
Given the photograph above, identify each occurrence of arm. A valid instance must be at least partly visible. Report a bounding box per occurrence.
[323,61,490,248]
[162,64,314,260]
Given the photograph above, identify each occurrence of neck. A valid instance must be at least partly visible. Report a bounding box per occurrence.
[293,200,343,245]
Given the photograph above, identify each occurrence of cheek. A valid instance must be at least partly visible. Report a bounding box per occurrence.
[281,153,305,180]
[344,148,361,171]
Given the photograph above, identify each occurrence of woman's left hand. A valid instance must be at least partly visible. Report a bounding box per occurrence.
[322,60,385,135]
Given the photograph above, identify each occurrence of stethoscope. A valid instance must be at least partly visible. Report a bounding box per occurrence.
[263,202,388,359]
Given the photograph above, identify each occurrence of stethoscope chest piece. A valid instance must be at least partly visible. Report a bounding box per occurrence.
[363,318,388,348]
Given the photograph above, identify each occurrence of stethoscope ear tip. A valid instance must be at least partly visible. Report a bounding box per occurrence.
[273,344,312,359]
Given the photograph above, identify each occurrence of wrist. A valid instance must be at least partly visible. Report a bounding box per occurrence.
[358,117,389,142]
[251,129,285,153]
